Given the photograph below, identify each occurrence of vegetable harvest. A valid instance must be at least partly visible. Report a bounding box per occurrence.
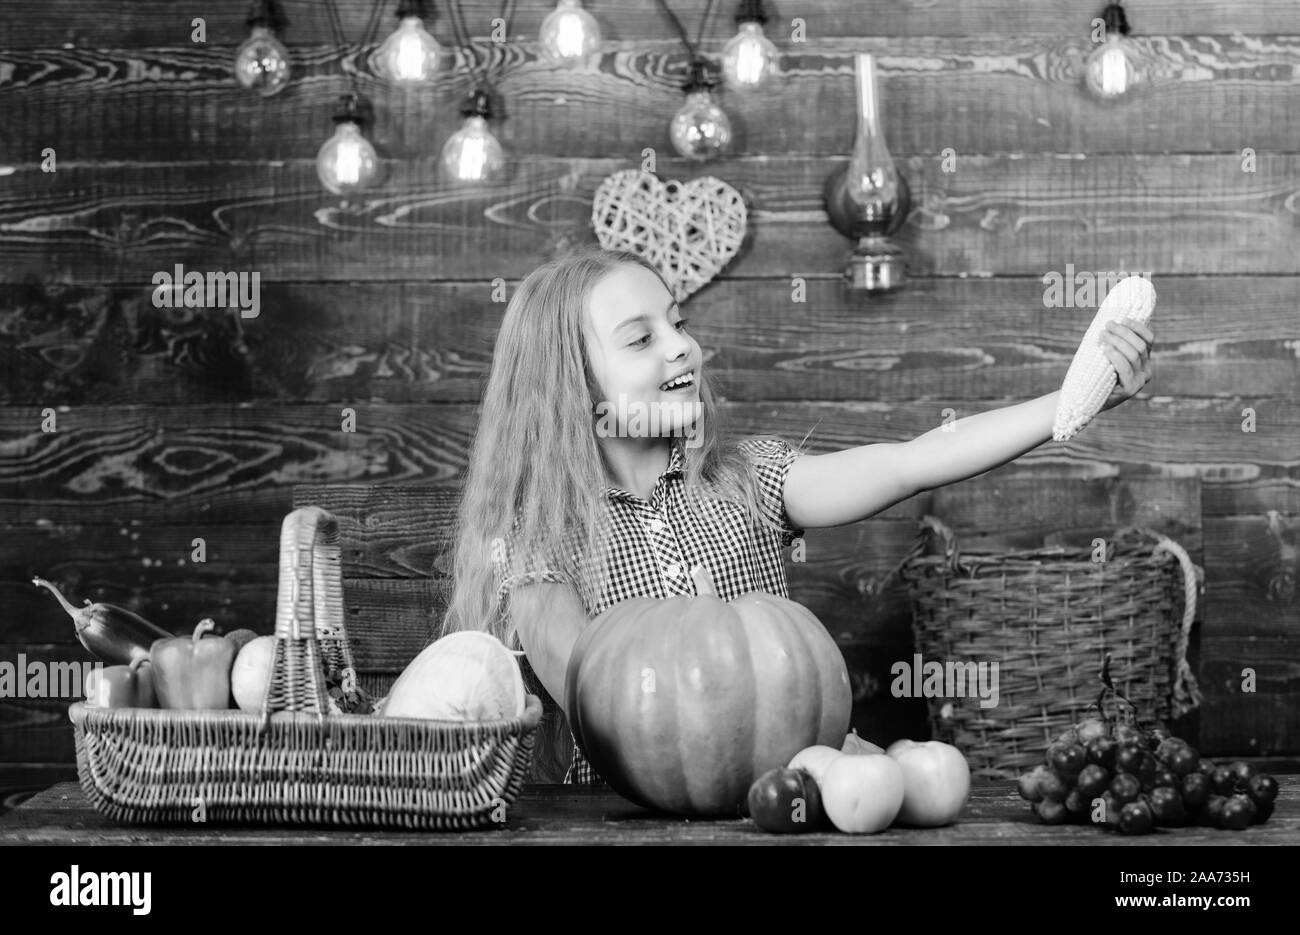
[150,618,236,710]
[1053,275,1157,441]
[383,630,525,721]
[565,564,852,817]
[33,576,172,666]
[84,656,156,709]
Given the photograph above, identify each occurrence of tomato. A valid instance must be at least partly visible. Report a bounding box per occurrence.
[1229,761,1257,792]
[1147,786,1185,826]
[885,739,971,827]
[1085,736,1118,770]
[1119,799,1154,834]
[1198,795,1228,827]
[1075,763,1110,799]
[820,750,904,833]
[1047,741,1086,782]
[1163,743,1200,777]
[1018,764,1050,802]
[1219,795,1256,830]
[1114,743,1145,775]
[747,767,826,833]
[1038,770,1069,803]
[1181,771,1211,809]
[1109,772,1141,806]
[1210,765,1237,796]
[1034,799,1068,824]
[1245,773,1278,805]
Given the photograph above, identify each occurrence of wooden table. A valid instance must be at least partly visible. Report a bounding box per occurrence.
[3,778,1297,845]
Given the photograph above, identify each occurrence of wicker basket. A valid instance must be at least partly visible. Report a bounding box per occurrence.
[69,506,541,829]
[895,515,1203,781]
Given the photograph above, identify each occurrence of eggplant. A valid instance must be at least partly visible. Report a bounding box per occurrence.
[32,576,173,665]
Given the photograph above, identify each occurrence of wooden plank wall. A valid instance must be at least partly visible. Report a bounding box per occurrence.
[1,1,1297,789]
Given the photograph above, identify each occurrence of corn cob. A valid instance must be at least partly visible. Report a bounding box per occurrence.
[1053,275,1157,441]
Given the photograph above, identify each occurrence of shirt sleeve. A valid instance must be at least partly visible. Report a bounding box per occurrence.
[738,436,807,549]
[491,527,574,632]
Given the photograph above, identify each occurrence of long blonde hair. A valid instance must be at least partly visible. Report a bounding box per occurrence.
[440,245,803,780]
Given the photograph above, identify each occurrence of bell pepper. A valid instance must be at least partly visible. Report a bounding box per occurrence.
[85,656,157,709]
[150,618,236,710]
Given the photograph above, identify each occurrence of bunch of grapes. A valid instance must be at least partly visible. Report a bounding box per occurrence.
[1017,657,1280,834]
[1018,719,1279,833]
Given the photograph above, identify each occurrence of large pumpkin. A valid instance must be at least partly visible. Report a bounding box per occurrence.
[564,564,852,816]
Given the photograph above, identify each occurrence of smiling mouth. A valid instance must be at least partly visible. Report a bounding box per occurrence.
[660,371,696,392]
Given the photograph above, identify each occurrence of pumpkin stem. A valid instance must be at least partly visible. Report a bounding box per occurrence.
[690,564,717,596]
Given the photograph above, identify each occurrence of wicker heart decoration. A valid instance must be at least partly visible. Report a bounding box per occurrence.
[591,169,748,302]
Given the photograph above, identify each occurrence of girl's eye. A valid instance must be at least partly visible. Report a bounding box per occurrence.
[630,320,688,348]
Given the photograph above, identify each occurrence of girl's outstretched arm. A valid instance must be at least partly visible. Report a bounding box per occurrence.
[783,392,1059,529]
[893,390,1062,494]
[784,318,1153,529]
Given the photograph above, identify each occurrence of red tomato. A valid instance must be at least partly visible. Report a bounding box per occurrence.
[885,739,971,827]
[747,767,826,833]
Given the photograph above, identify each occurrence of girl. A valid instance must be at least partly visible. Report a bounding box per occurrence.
[440,246,1154,784]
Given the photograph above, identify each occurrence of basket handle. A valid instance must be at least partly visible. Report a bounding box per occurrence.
[871,514,961,596]
[1114,525,1204,718]
[257,506,357,728]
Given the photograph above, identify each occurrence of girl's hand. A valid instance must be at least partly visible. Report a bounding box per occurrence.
[1099,319,1154,412]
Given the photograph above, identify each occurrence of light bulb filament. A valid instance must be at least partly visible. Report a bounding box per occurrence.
[335,140,362,186]
[460,137,488,179]
[396,34,426,79]
[554,16,588,58]
[1101,44,1128,96]
[733,39,764,85]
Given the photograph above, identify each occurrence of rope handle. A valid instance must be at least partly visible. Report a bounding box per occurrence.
[879,515,1204,717]
[1113,525,1204,718]
[875,514,960,591]
[261,506,358,729]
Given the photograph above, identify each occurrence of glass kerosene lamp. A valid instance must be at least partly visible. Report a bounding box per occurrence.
[823,53,912,292]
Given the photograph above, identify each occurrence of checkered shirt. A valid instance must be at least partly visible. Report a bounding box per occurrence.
[493,437,806,785]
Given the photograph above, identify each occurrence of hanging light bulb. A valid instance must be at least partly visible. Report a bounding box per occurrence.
[317,93,379,196]
[234,0,291,97]
[440,88,506,184]
[823,53,911,292]
[539,0,602,62]
[669,60,732,161]
[1084,3,1141,101]
[375,0,443,83]
[721,0,778,89]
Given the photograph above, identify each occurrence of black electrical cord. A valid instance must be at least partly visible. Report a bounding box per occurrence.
[654,0,718,89]
[653,0,717,66]
[324,0,389,95]
[363,0,388,46]
[444,0,516,93]
[245,0,287,31]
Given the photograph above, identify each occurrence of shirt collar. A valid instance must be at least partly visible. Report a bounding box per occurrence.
[605,442,685,502]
